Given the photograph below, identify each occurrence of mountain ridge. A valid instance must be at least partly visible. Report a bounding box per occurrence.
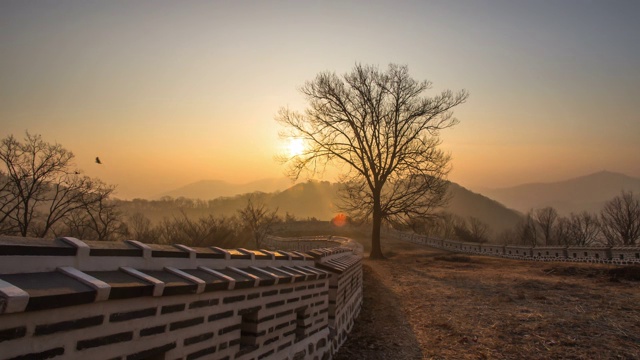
[158,177,295,200]
[150,178,523,235]
[480,171,640,215]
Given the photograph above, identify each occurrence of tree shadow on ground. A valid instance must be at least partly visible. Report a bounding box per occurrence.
[333,263,424,360]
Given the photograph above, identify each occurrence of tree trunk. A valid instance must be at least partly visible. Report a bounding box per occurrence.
[369,193,384,259]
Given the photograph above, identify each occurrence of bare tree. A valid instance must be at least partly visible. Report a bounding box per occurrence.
[566,212,601,246]
[496,228,518,245]
[238,196,280,248]
[516,211,538,246]
[157,211,237,247]
[468,216,490,243]
[0,170,19,234]
[127,212,160,243]
[535,207,558,245]
[80,181,124,241]
[600,191,640,246]
[0,133,118,237]
[452,216,472,242]
[553,216,572,246]
[56,182,125,241]
[277,64,468,258]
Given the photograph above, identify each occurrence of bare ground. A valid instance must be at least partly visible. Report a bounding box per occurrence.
[335,236,640,360]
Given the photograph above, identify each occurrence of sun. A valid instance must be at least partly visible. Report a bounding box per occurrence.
[287,138,305,157]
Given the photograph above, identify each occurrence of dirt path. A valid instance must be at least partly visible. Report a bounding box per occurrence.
[336,237,640,359]
[333,262,423,359]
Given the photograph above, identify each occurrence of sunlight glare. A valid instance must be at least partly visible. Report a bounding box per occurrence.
[287,138,305,157]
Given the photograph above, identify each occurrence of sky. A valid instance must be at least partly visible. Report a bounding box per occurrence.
[1,0,639,199]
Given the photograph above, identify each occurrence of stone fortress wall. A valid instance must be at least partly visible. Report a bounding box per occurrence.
[0,235,363,360]
[393,230,640,265]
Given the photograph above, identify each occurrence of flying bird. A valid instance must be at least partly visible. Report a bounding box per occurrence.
[95,157,102,165]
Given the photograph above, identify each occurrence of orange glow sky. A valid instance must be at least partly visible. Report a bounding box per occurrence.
[1,1,639,199]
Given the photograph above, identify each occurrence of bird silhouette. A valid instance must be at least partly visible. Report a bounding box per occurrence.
[95,157,102,165]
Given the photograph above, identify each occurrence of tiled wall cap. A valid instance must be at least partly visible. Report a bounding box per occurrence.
[210,246,231,260]
[248,266,280,285]
[57,266,111,301]
[267,266,297,281]
[120,267,165,296]
[164,267,205,294]
[237,248,255,260]
[124,240,152,259]
[291,251,310,260]
[58,237,90,257]
[259,249,276,260]
[197,266,236,290]
[281,266,311,281]
[275,251,293,260]
[299,265,329,277]
[227,267,260,287]
[308,249,325,259]
[173,244,196,259]
[0,278,29,313]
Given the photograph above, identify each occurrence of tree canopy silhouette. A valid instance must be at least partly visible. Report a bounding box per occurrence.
[0,132,116,238]
[277,64,468,258]
[600,190,640,246]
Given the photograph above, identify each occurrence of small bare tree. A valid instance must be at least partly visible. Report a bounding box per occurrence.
[80,182,124,241]
[468,216,490,243]
[566,212,601,246]
[57,182,125,241]
[452,216,472,242]
[238,196,280,248]
[277,64,468,258]
[535,207,558,245]
[600,191,640,246]
[516,211,538,246]
[553,216,572,246]
[127,212,160,243]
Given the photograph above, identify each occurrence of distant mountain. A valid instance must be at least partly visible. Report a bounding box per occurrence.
[444,183,523,234]
[480,171,640,215]
[158,178,295,200]
[269,181,341,219]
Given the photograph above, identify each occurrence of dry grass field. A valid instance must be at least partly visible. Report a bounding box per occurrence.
[335,236,640,360]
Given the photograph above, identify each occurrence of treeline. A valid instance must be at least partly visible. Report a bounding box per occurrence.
[496,190,640,246]
[0,133,119,239]
[0,133,314,249]
[405,213,493,244]
[409,190,640,247]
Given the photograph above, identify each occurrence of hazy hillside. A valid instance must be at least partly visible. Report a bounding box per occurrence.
[269,181,341,219]
[126,180,522,235]
[271,182,523,233]
[444,183,523,234]
[481,171,640,215]
[158,178,294,200]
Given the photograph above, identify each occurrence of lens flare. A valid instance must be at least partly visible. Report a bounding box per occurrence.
[332,213,347,227]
